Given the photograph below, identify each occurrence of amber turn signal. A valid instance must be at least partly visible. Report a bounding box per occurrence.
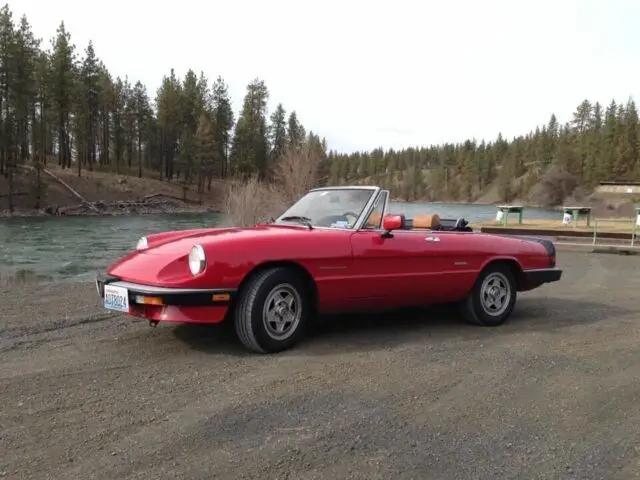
[135,295,164,305]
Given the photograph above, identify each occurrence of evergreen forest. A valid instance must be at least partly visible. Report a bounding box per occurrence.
[1,4,638,208]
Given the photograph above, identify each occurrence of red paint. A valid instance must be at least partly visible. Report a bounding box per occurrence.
[105,212,555,325]
[382,214,403,231]
[128,304,228,324]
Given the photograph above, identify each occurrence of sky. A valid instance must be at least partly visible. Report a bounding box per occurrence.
[14,0,640,154]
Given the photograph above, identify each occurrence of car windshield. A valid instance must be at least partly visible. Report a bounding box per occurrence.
[276,188,376,229]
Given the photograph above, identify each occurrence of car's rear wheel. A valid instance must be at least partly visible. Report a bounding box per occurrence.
[460,263,517,326]
[234,267,310,353]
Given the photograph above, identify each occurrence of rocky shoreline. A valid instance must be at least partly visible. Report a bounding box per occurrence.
[0,193,220,218]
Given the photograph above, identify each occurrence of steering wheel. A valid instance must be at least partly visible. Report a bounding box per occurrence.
[342,211,359,225]
[315,211,360,227]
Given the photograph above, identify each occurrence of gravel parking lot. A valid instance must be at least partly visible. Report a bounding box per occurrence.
[1,250,639,480]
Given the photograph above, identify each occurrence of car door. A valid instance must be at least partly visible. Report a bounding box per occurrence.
[395,230,482,302]
[348,229,440,308]
[346,190,437,308]
[349,225,481,308]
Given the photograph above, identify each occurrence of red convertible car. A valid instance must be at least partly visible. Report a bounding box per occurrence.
[96,185,562,353]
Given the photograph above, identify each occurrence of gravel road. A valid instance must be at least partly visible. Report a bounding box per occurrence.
[2,251,640,480]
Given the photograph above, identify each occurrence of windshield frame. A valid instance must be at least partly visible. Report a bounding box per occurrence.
[275,186,383,231]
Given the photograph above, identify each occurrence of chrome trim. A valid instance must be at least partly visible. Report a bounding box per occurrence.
[107,280,234,295]
[352,186,382,230]
[309,185,379,192]
[275,186,381,231]
[355,189,390,232]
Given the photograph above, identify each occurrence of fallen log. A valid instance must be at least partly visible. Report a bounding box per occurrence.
[0,192,28,198]
[141,192,202,205]
[16,164,100,212]
[41,168,100,212]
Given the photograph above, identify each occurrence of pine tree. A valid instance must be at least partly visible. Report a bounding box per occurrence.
[229,78,269,179]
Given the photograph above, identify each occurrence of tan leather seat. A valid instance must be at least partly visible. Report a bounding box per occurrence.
[412,214,440,229]
[366,211,383,228]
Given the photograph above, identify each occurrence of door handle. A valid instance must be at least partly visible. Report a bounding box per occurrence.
[425,236,440,242]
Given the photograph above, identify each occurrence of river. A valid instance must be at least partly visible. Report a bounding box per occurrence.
[0,202,560,283]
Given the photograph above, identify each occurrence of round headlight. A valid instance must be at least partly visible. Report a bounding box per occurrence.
[188,244,206,276]
[136,236,148,250]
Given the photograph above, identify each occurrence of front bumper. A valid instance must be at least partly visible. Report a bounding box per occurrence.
[96,273,236,324]
[519,267,563,291]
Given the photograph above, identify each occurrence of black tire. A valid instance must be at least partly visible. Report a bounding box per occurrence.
[234,267,311,353]
[460,263,517,326]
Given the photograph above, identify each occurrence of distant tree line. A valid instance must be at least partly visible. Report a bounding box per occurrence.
[1,2,638,208]
[327,99,640,205]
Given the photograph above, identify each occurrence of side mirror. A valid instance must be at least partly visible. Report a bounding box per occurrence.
[381,214,403,237]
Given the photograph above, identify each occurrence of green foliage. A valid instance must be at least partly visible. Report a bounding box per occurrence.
[0,3,638,211]
[325,99,640,204]
[0,6,323,196]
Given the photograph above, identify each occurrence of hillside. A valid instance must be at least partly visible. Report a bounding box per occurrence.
[0,163,224,217]
[324,98,640,212]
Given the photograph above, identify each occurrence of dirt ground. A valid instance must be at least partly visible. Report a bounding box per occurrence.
[0,164,225,214]
[1,250,640,480]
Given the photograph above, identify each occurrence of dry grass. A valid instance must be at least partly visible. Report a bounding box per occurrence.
[222,143,323,227]
[1,162,225,212]
[0,270,54,289]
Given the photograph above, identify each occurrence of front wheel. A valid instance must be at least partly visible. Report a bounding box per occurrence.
[234,267,311,353]
[460,264,517,326]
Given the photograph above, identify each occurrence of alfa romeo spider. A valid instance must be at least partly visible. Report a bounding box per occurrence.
[96,185,562,353]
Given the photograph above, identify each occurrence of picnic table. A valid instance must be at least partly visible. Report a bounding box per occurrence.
[495,205,524,225]
[562,206,592,227]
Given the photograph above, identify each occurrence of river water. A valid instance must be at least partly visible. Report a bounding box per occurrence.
[0,202,559,283]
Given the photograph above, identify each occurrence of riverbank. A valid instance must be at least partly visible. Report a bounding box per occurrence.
[0,194,218,218]
[0,163,225,218]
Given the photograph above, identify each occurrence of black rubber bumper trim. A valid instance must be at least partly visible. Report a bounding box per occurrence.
[520,267,563,291]
[95,273,236,306]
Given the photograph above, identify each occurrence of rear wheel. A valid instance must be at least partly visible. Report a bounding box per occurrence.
[460,263,517,326]
[234,267,310,353]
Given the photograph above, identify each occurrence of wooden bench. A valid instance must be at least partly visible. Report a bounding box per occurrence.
[495,205,524,225]
[562,206,592,227]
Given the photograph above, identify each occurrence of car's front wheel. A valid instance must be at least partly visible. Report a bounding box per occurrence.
[460,263,517,326]
[234,267,310,353]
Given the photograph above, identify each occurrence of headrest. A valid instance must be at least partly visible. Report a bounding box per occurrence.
[413,214,441,229]
[367,211,383,227]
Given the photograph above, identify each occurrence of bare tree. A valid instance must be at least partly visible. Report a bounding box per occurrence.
[222,175,285,227]
[271,142,321,205]
[222,140,323,227]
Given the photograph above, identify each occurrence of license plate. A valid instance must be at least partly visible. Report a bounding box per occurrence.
[104,284,130,313]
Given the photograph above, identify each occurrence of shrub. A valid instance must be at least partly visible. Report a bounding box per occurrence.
[528,166,579,207]
[222,175,285,227]
[271,142,322,205]
[222,142,323,226]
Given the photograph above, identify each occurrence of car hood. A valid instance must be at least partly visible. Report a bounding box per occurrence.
[141,224,310,255]
[107,223,332,287]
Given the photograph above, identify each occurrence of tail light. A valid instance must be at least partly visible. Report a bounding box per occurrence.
[549,254,556,268]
